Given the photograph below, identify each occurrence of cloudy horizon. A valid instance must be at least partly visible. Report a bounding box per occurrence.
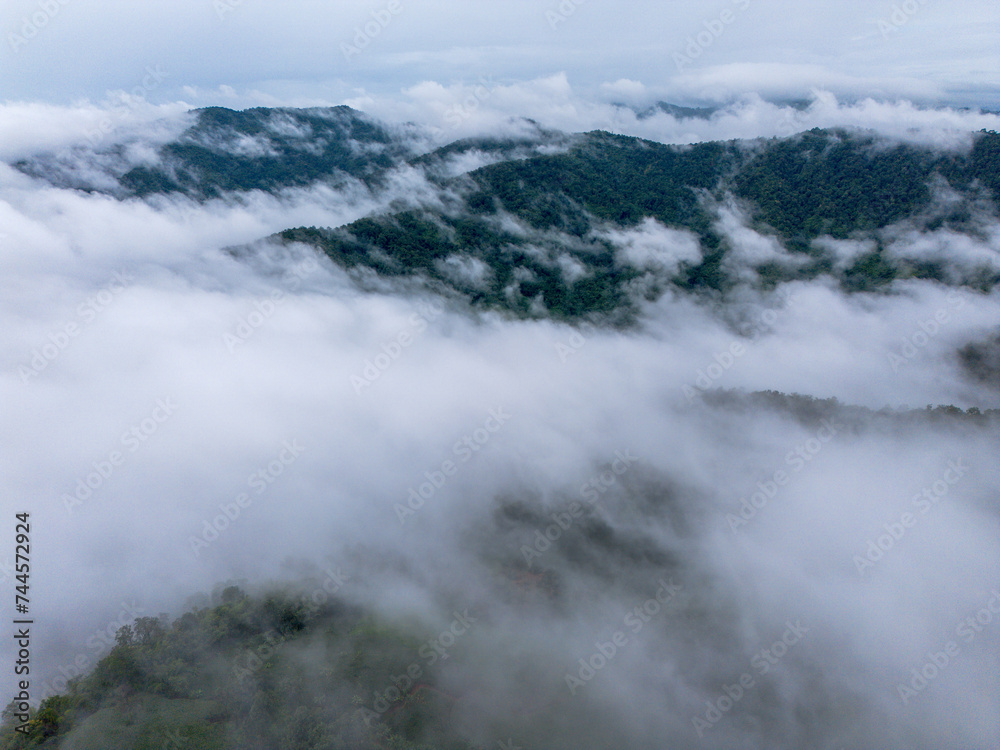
[2,0,999,113]
[1,2,998,748]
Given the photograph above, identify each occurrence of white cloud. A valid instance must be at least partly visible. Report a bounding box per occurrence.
[599,78,647,100]
[602,218,702,275]
[1,82,1000,748]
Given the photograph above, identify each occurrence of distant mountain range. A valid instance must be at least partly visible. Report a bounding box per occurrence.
[13,106,1000,324]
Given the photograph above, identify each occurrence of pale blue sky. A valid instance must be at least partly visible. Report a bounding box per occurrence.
[1,0,997,108]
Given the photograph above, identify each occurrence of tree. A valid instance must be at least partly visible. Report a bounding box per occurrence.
[115,624,135,648]
[134,616,164,646]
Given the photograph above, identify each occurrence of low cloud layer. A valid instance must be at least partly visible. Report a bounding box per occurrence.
[1,98,998,748]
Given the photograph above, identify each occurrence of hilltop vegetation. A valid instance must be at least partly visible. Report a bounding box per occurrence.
[14,106,412,199]
[116,107,408,199]
[0,586,482,750]
[277,128,1000,321]
[13,107,1000,321]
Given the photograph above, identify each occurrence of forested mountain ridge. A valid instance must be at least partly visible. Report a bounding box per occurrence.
[10,105,569,199]
[117,106,406,198]
[13,106,415,198]
[0,585,483,750]
[274,126,1000,321]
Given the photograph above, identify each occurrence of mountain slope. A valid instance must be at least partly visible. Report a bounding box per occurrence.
[13,106,416,199]
[273,127,1000,321]
[10,106,1000,319]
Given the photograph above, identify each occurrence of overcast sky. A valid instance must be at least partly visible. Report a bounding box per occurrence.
[2,4,1000,747]
[2,0,998,113]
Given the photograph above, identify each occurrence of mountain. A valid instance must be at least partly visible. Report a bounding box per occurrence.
[635,101,719,120]
[273,127,1000,321]
[11,107,570,200]
[11,106,999,321]
[13,106,416,199]
[0,585,481,750]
